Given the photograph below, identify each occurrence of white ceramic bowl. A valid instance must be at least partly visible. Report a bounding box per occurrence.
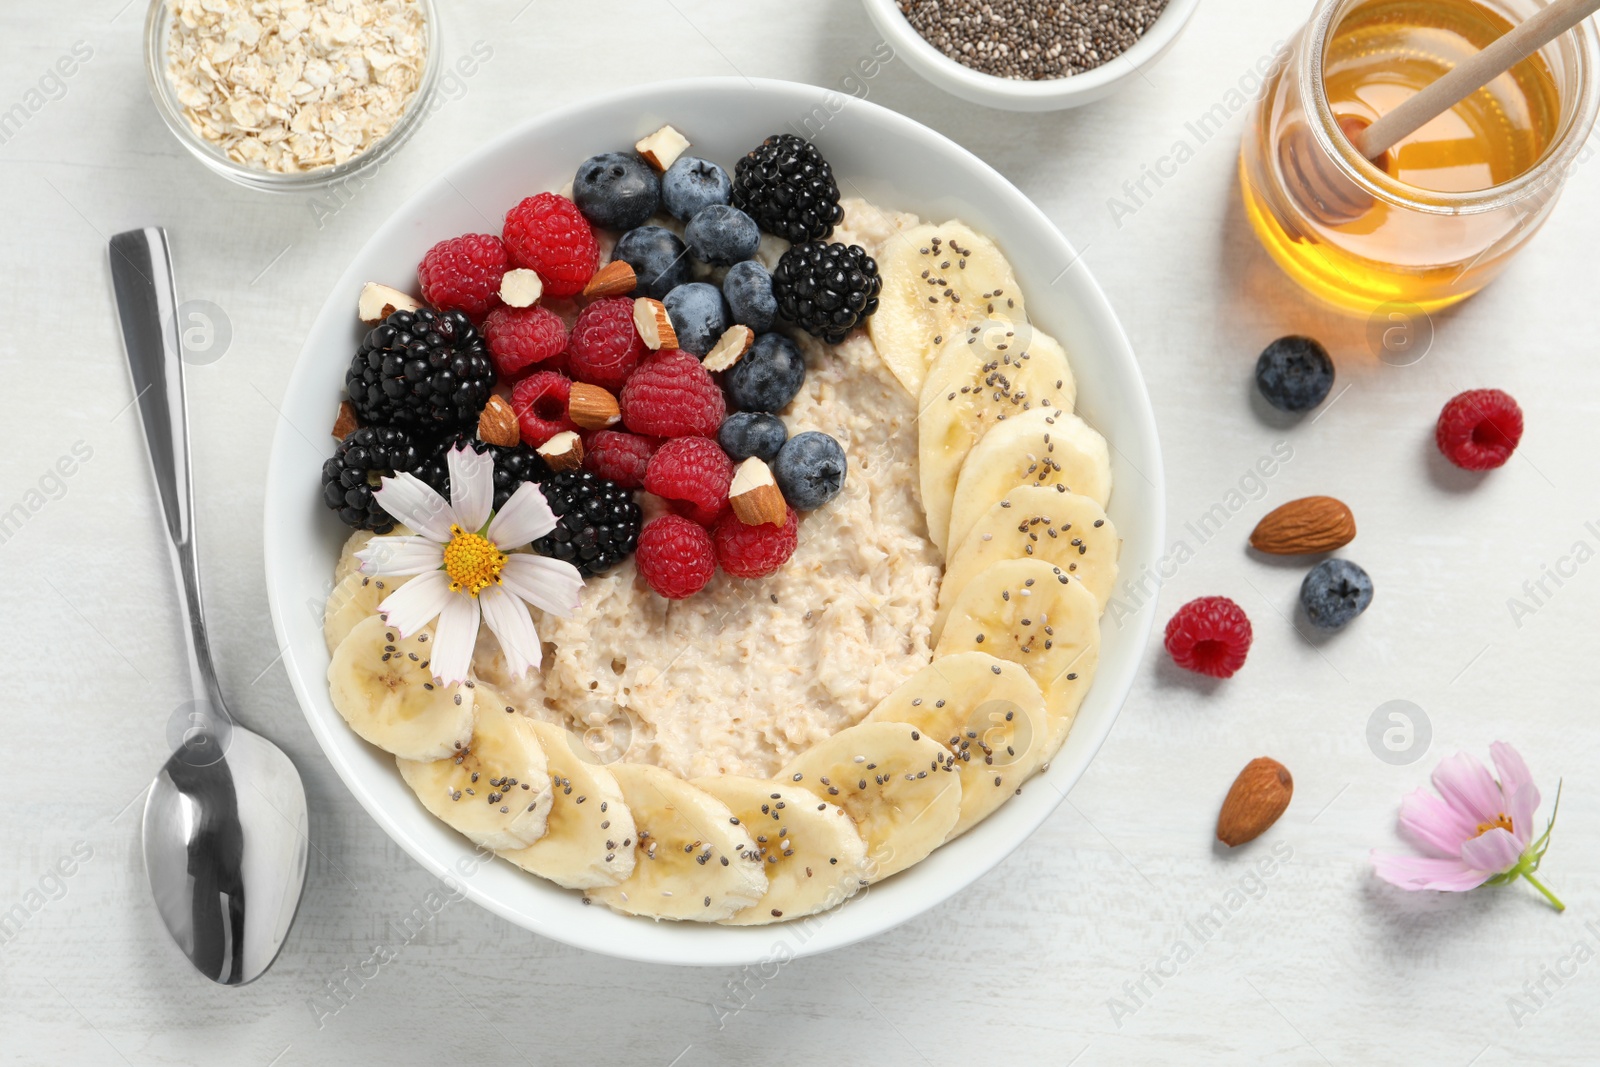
[861,0,1202,111]
[264,77,1164,967]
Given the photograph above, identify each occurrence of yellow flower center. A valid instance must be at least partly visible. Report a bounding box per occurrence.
[441,525,505,597]
[1475,813,1514,837]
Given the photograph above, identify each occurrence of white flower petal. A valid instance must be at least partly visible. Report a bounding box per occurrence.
[478,585,541,679]
[448,445,494,533]
[357,535,444,576]
[486,481,558,547]
[372,473,456,542]
[376,569,452,637]
[430,592,480,687]
[500,554,585,618]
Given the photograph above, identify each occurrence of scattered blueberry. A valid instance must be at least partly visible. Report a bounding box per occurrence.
[718,412,789,463]
[663,282,731,358]
[573,152,661,231]
[661,155,733,222]
[723,332,806,412]
[1299,559,1373,629]
[612,226,690,300]
[684,204,761,267]
[723,260,778,332]
[1255,335,1335,412]
[773,431,847,510]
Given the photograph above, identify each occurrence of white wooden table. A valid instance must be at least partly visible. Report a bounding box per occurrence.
[2,1,1596,1063]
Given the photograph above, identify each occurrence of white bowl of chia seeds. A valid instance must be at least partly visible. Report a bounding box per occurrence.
[864,0,1202,111]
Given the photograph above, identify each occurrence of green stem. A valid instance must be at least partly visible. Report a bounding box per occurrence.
[1521,868,1566,912]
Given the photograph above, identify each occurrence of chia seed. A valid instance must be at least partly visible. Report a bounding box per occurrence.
[899,0,1171,80]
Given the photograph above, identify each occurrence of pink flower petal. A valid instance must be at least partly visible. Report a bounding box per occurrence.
[357,535,444,577]
[1371,850,1492,892]
[1398,787,1478,858]
[447,445,494,533]
[500,554,584,617]
[1490,741,1540,845]
[1431,751,1504,827]
[372,473,457,542]
[1459,826,1522,876]
[430,593,480,687]
[376,570,451,637]
[478,585,540,679]
[486,482,558,548]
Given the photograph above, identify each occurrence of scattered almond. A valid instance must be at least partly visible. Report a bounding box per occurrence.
[478,394,520,447]
[498,268,543,308]
[635,124,691,171]
[568,382,621,431]
[633,297,678,350]
[702,325,755,372]
[582,260,637,300]
[729,458,787,527]
[1250,496,1356,555]
[537,430,585,472]
[331,400,359,440]
[357,282,420,325]
[1216,757,1293,847]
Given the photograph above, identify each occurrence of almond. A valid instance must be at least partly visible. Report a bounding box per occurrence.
[581,260,636,300]
[568,382,621,431]
[1249,496,1356,555]
[357,282,421,324]
[728,458,787,527]
[635,124,691,171]
[478,394,520,447]
[633,297,678,350]
[331,400,359,440]
[498,268,543,308]
[537,430,584,472]
[702,325,755,372]
[1216,757,1293,847]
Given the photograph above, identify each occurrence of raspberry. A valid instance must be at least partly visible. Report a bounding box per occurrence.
[502,193,598,299]
[510,371,578,446]
[583,430,656,489]
[644,436,733,525]
[483,305,568,381]
[1435,388,1523,471]
[636,515,716,599]
[619,350,725,438]
[1164,596,1253,679]
[713,507,798,579]
[567,296,647,392]
[417,233,508,320]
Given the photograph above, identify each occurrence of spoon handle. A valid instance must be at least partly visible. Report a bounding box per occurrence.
[110,228,224,708]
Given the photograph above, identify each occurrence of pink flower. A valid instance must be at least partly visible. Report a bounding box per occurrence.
[1371,742,1563,911]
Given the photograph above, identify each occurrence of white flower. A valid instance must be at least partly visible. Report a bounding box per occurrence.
[355,445,584,686]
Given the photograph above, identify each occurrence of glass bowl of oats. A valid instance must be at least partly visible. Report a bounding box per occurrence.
[144,0,440,192]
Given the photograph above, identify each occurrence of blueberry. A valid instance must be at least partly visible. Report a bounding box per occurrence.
[718,412,788,463]
[612,226,690,300]
[773,431,846,510]
[723,332,806,412]
[1255,335,1335,412]
[573,152,660,231]
[661,155,732,222]
[684,204,761,267]
[662,282,731,358]
[723,260,778,332]
[1299,559,1373,629]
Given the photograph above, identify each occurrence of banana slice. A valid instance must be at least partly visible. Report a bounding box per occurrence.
[690,775,868,925]
[945,408,1112,561]
[396,684,553,851]
[782,721,960,882]
[935,559,1100,758]
[323,571,411,654]
[869,221,1027,397]
[327,614,475,761]
[934,488,1120,641]
[918,325,1076,553]
[589,763,767,921]
[333,525,411,584]
[498,720,637,889]
[864,652,1048,837]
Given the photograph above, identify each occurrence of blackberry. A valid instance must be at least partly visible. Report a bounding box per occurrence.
[772,241,881,344]
[532,470,642,577]
[346,308,496,429]
[415,432,549,513]
[321,426,422,532]
[732,134,844,244]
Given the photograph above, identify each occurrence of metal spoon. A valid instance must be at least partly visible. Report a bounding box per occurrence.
[110,227,309,986]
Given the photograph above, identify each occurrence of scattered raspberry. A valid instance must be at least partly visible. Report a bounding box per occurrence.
[583,430,656,489]
[644,436,733,525]
[1436,388,1523,471]
[619,349,725,438]
[510,371,578,446]
[483,305,568,381]
[567,296,648,392]
[713,506,798,579]
[502,192,598,299]
[1164,596,1253,679]
[636,514,716,599]
[417,233,508,320]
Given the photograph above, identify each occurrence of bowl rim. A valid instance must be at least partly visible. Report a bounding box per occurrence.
[264,75,1165,966]
[861,0,1203,102]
